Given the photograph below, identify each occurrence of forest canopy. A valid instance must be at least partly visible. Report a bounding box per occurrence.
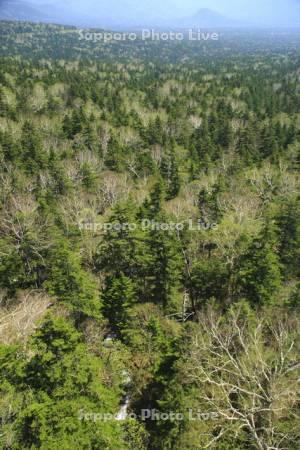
[0,20,299,450]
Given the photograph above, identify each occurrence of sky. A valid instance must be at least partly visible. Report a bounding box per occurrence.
[2,0,300,27]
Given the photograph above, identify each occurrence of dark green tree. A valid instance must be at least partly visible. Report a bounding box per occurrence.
[238,222,282,306]
[102,273,136,336]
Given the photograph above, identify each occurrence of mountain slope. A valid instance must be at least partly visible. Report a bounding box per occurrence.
[177,8,239,28]
[0,0,61,22]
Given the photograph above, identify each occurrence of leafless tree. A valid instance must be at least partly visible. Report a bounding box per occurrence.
[185,304,300,450]
[0,290,52,345]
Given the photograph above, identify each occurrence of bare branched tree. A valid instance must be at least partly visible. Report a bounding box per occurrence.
[184,304,300,450]
[0,290,52,345]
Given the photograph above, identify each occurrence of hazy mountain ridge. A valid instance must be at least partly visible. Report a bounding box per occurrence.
[0,0,63,23]
[176,8,241,28]
[1,0,299,28]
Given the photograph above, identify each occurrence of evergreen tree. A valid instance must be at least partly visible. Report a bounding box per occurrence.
[45,238,100,322]
[238,222,282,306]
[105,135,124,171]
[139,179,165,220]
[0,315,125,449]
[146,212,183,310]
[102,273,135,336]
[21,121,48,173]
[95,200,152,301]
[160,148,180,200]
[190,259,229,309]
[275,198,300,277]
[0,130,19,162]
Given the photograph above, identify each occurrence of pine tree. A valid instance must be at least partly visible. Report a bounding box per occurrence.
[102,273,135,336]
[1,315,125,449]
[45,238,100,322]
[147,116,165,145]
[160,149,180,200]
[260,125,279,159]
[139,179,165,220]
[276,198,300,277]
[95,200,152,300]
[0,130,19,162]
[147,225,183,310]
[21,121,48,173]
[238,222,282,306]
[105,135,123,171]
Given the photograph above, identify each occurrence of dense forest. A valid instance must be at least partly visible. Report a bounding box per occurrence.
[0,21,299,449]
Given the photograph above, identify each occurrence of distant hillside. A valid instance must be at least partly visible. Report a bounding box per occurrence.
[177,8,240,28]
[0,1,298,28]
[0,0,47,21]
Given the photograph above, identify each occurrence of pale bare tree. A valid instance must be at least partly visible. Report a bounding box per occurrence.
[0,290,52,345]
[184,304,300,450]
[97,171,131,209]
[247,162,298,204]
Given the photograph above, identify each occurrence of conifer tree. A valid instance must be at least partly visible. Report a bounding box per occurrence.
[102,273,135,336]
[21,121,47,173]
[238,222,282,306]
[160,148,180,200]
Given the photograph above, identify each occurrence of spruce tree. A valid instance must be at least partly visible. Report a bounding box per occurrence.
[238,222,282,306]
[102,273,135,336]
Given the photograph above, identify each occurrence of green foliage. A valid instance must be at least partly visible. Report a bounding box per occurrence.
[287,282,300,308]
[0,22,299,450]
[102,273,136,337]
[45,239,100,321]
[95,200,152,286]
[0,316,126,449]
[275,197,300,277]
[238,222,282,306]
[190,258,229,307]
[21,121,48,174]
[160,148,181,200]
[105,135,125,171]
[0,130,19,162]
[147,223,183,309]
